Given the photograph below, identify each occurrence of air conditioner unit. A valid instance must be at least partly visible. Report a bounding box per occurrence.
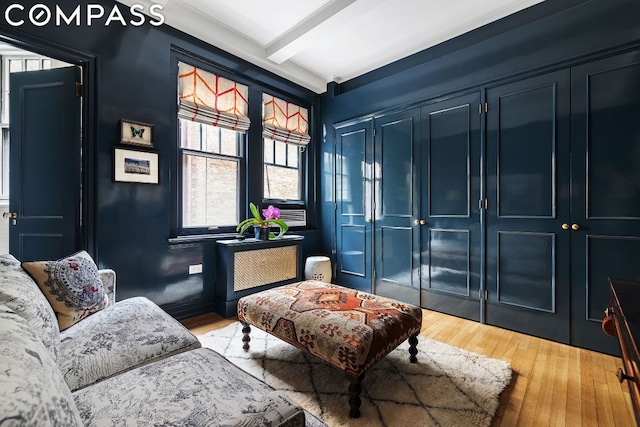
[279,209,306,227]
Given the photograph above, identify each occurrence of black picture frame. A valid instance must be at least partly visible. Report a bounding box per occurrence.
[119,119,154,147]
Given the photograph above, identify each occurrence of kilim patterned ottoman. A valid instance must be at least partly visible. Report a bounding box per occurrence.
[237,280,423,418]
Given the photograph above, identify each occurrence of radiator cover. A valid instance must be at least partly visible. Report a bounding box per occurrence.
[233,245,298,291]
[211,235,304,317]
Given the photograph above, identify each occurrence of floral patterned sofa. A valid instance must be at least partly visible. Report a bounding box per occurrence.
[0,253,306,426]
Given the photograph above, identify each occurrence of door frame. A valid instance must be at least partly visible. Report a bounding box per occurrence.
[0,34,97,258]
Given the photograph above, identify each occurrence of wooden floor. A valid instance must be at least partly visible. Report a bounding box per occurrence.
[181,309,636,427]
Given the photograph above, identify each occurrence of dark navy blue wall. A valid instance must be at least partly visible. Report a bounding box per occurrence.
[5,0,640,320]
[319,0,640,258]
[0,0,321,318]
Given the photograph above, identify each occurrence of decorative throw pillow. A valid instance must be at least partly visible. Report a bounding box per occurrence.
[22,251,108,331]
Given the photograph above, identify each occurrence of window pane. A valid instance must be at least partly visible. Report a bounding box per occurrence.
[264,164,299,200]
[287,144,299,168]
[274,140,286,165]
[220,127,239,156]
[8,60,22,73]
[42,59,51,69]
[264,139,274,163]
[179,119,202,150]
[182,153,239,227]
[203,124,220,153]
[25,59,39,71]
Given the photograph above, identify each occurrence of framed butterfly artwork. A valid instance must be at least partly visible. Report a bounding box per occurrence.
[119,119,154,147]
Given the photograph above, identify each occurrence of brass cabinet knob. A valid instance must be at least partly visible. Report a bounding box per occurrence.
[366,218,372,223]
[562,223,569,230]
[414,219,419,225]
[572,223,580,231]
[420,220,426,225]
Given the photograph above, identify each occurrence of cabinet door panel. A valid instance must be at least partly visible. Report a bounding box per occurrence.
[428,229,470,295]
[420,92,481,321]
[335,121,373,292]
[380,226,414,285]
[497,85,555,218]
[340,225,367,276]
[374,109,420,305]
[571,51,640,354]
[486,70,571,343]
[429,106,471,217]
[497,231,555,312]
[380,120,413,217]
[587,236,640,316]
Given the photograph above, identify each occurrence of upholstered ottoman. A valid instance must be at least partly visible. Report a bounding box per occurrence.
[237,280,423,418]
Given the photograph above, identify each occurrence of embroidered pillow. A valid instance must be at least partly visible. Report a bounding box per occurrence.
[22,251,108,331]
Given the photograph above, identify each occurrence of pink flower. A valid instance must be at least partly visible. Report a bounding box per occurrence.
[262,205,280,220]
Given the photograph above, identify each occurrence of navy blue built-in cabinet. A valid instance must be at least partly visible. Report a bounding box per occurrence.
[484,70,572,345]
[332,47,640,355]
[569,52,640,352]
[335,120,374,293]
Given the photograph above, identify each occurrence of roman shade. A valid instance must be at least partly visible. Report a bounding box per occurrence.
[262,94,310,147]
[178,62,250,133]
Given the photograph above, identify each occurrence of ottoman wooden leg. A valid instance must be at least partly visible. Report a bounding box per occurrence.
[347,372,364,418]
[409,333,419,363]
[241,322,251,351]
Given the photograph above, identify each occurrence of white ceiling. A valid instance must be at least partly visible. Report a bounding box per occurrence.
[138,0,546,93]
[143,1,540,93]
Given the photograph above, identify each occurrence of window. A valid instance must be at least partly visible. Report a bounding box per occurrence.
[172,53,315,238]
[264,138,301,200]
[180,120,243,228]
[262,94,310,203]
[177,61,249,232]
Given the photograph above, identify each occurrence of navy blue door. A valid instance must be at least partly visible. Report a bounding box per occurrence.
[334,119,374,292]
[373,109,421,305]
[485,70,572,343]
[570,51,640,354]
[420,92,482,321]
[9,66,81,261]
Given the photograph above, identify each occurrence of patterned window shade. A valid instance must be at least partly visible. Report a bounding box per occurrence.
[178,62,250,133]
[262,94,311,146]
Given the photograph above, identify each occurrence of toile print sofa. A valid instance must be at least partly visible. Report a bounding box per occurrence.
[0,252,306,426]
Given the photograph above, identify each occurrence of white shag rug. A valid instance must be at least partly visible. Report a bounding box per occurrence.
[199,322,512,427]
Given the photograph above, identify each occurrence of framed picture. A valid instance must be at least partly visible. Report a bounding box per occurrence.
[119,119,154,147]
[113,147,159,184]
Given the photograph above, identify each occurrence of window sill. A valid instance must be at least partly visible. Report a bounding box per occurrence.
[167,233,239,248]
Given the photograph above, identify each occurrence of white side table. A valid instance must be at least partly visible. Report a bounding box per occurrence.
[304,256,332,283]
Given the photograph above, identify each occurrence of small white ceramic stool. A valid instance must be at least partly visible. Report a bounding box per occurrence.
[304,256,332,283]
